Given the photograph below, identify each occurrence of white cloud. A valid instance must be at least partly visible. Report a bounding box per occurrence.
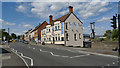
[97,17,110,22]
[83,25,109,35]
[18,23,33,28]
[16,3,30,13]
[16,2,112,20]
[1,19,16,26]
[0,19,3,22]
[78,2,110,19]
[98,7,112,12]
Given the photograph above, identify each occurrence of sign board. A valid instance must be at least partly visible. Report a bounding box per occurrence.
[61,22,64,34]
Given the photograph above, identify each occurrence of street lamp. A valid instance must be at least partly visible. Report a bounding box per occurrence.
[90,22,95,39]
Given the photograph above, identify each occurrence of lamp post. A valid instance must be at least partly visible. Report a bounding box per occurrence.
[90,22,95,39]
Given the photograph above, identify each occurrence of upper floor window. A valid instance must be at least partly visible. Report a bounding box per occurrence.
[49,28,50,32]
[58,23,60,30]
[49,38,51,41]
[79,33,81,39]
[74,34,77,41]
[66,33,69,41]
[65,23,68,29]
[55,26,57,31]
[58,34,60,41]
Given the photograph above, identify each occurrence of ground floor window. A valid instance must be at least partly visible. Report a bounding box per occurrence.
[61,37,64,41]
[79,33,81,39]
[49,38,51,41]
[56,37,57,41]
[66,33,69,41]
[58,34,60,41]
[74,34,77,41]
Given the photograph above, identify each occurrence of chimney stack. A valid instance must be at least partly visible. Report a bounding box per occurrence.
[49,15,53,24]
[69,6,73,13]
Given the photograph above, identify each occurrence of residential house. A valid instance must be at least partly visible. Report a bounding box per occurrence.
[24,29,32,41]
[41,6,83,47]
[34,21,48,43]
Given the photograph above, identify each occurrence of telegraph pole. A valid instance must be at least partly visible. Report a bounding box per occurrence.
[118,1,120,68]
[8,28,9,45]
[90,22,95,39]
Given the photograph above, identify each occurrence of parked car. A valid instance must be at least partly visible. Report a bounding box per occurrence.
[23,41,29,44]
[83,41,92,48]
[42,42,45,45]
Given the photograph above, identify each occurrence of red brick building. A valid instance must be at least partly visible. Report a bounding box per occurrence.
[34,21,48,42]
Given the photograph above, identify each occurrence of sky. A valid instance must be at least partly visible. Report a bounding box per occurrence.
[0,1,119,35]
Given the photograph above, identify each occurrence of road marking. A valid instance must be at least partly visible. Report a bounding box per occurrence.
[28,46,30,48]
[78,51,118,58]
[11,48,33,66]
[21,53,33,66]
[112,62,115,65]
[39,49,88,58]
[70,54,90,58]
[33,48,35,50]
[11,49,29,68]
[107,64,110,66]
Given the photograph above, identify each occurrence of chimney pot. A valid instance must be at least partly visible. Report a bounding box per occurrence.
[69,6,73,13]
[49,15,53,24]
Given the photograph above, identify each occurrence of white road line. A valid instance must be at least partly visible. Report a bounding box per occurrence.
[70,54,90,58]
[11,49,29,68]
[33,48,35,50]
[107,64,110,66]
[78,51,118,58]
[39,49,88,58]
[21,53,33,66]
[112,62,115,65]
[11,48,33,66]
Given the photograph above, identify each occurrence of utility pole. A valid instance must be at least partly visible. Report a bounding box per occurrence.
[90,22,95,39]
[118,2,120,68]
[8,28,9,45]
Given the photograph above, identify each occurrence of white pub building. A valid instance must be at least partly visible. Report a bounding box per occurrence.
[41,6,83,47]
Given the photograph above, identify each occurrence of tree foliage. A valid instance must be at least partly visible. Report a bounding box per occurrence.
[11,33,17,39]
[104,29,118,41]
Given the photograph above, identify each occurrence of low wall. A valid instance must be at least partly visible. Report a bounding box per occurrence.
[91,40,118,50]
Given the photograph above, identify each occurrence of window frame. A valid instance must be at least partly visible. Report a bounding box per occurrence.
[74,34,77,41]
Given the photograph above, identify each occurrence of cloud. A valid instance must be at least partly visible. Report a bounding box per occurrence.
[16,2,112,20]
[97,17,110,22]
[0,19,3,23]
[16,3,30,13]
[83,25,109,35]
[1,19,16,26]
[18,23,33,28]
[98,7,112,12]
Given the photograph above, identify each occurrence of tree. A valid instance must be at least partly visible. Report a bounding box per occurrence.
[0,29,10,41]
[11,33,17,39]
[17,35,20,39]
[104,30,112,40]
[111,29,118,41]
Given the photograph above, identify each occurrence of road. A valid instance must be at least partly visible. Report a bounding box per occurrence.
[9,42,118,67]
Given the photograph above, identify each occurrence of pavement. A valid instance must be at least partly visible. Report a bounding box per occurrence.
[0,45,28,68]
[9,42,119,67]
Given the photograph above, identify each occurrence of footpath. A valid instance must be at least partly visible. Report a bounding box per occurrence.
[0,45,28,68]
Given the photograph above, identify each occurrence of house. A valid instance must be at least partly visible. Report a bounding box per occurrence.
[34,21,48,43]
[20,35,24,40]
[41,6,83,47]
[24,29,32,41]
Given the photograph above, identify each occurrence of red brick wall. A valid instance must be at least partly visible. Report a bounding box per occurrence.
[37,21,48,40]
